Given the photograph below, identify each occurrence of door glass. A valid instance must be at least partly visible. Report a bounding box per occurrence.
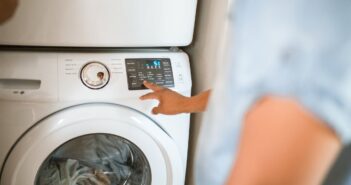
[35,134,151,185]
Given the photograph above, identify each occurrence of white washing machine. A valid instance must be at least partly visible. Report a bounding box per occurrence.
[0,50,192,185]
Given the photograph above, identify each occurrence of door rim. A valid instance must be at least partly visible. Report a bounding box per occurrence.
[0,103,183,185]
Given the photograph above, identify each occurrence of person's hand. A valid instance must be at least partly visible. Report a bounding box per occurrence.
[0,0,18,24]
[139,81,191,115]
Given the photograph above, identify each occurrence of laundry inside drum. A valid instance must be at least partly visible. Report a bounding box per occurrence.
[35,134,151,185]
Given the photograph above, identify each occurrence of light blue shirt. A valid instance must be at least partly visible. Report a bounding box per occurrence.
[195,0,351,184]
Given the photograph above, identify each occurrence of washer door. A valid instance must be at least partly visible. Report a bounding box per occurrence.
[1,104,183,185]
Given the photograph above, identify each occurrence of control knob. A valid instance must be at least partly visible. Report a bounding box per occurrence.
[80,61,110,89]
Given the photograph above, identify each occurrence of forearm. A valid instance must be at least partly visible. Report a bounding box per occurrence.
[184,90,211,113]
[227,97,341,185]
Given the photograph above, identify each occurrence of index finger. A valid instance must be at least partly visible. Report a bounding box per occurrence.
[143,81,163,91]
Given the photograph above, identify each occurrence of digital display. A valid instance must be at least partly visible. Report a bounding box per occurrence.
[125,58,174,90]
[145,60,161,69]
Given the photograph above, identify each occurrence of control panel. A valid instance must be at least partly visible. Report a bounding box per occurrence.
[0,51,191,101]
[125,58,175,90]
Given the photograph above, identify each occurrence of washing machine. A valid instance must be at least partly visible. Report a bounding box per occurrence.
[0,49,192,185]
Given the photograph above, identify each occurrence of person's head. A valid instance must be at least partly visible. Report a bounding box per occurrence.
[0,0,18,24]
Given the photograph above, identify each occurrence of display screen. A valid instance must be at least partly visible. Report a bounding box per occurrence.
[125,58,174,90]
[144,60,161,69]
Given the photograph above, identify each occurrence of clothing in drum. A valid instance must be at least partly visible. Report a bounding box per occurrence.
[35,134,151,185]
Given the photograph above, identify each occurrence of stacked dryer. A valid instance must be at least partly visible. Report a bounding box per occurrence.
[0,1,196,185]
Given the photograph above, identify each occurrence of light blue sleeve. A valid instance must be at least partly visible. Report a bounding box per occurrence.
[230,0,351,145]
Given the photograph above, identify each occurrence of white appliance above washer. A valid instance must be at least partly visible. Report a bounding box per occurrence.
[0,0,197,47]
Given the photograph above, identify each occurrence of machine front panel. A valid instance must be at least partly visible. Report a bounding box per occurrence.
[0,50,191,101]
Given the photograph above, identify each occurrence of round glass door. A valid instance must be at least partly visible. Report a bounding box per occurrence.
[35,134,151,185]
[1,104,182,185]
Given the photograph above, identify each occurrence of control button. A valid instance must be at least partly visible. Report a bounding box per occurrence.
[80,61,110,89]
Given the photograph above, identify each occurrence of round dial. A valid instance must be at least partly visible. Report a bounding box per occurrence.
[80,62,110,89]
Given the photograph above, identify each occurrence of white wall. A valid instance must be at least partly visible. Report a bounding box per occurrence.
[184,0,232,184]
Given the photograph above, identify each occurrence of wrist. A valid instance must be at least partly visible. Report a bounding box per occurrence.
[183,91,210,113]
[182,96,197,113]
